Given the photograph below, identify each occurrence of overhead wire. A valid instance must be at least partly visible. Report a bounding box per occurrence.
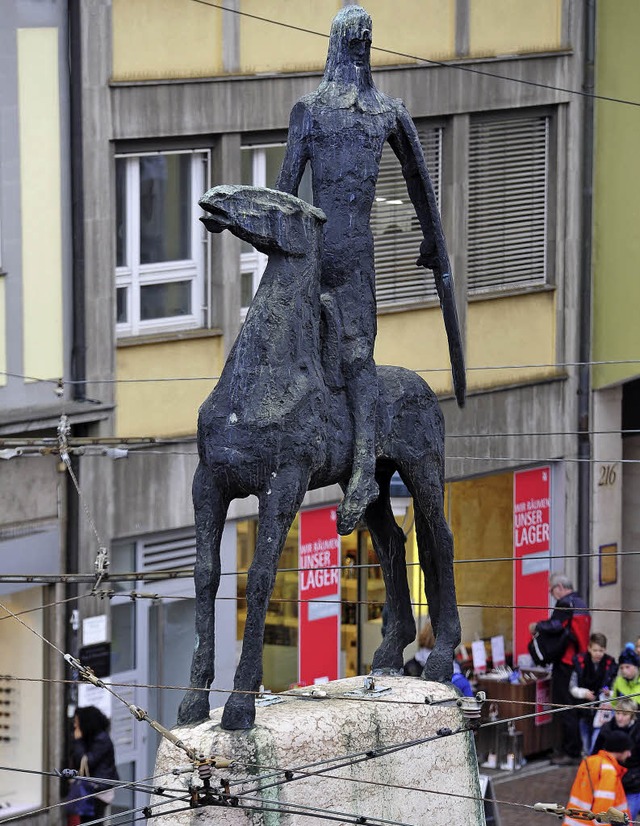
[186,0,640,108]
[2,3,638,823]
[3,356,640,388]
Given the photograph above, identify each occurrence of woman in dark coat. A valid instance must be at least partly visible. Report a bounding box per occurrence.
[70,706,118,823]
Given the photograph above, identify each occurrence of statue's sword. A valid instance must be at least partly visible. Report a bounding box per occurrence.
[436,269,466,408]
[441,272,466,407]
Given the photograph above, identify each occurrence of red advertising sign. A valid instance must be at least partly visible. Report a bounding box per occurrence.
[535,678,552,726]
[513,467,552,661]
[298,506,341,686]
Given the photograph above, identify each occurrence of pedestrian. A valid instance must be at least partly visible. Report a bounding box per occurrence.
[635,637,640,660]
[529,572,591,764]
[612,648,640,707]
[569,632,617,754]
[66,706,118,824]
[562,728,632,826]
[591,698,640,818]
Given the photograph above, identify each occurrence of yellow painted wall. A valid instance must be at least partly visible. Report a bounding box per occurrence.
[18,29,63,382]
[592,0,640,390]
[469,0,562,57]
[239,0,340,75]
[366,0,455,65]
[116,336,224,437]
[375,305,453,397]
[112,0,223,81]
[467,291,557,390]
[0,279,6,386]
[446,472,514,648]
[239,1,454,75]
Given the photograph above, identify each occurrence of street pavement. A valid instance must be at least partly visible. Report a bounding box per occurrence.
[484,758,578,826]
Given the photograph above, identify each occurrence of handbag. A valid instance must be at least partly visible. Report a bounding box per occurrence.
[64,768,96,818]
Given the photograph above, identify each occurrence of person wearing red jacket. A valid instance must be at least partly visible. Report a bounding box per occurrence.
[530,572,591,764]
[562,729,632,826]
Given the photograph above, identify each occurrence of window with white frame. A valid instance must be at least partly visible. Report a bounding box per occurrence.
[115,150,208,336]
[467,114,550,294]
[240,144,312,317]
[372,126,443,308]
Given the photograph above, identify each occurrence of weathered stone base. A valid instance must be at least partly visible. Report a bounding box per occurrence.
[152,675,486,825]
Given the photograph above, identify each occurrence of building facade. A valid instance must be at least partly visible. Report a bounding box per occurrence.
[0,0,606,819]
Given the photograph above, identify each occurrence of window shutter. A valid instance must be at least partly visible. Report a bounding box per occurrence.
[373,127,442,308]
[468,115,549,293]
[140,532,196,581]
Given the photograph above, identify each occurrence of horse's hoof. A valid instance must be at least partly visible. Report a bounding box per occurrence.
[422,650,454,683]
[369,666,403,676]
[221,694,256,730]
[177,691,211,726]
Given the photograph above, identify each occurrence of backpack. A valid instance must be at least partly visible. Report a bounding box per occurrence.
[528,622,574,666]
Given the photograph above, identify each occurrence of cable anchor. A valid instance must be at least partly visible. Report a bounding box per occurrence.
[92,546,110,593]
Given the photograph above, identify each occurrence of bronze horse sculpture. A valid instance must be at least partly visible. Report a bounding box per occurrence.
[177,185,461,731]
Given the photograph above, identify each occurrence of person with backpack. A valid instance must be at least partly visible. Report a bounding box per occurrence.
[529,572,591,765]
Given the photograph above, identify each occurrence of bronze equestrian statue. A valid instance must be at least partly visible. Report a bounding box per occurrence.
[177,186,461,731]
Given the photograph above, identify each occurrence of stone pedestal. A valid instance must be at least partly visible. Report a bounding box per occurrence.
[152,675,485,825]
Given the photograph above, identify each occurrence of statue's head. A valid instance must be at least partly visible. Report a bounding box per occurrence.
[323,5,373,88]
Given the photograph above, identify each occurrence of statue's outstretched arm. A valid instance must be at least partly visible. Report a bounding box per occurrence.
[276,101,310,196]
[390,103,466,407]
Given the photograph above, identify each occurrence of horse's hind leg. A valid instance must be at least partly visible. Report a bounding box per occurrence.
[177,462,229,725]
[414,474,461,683]
[368,471,416,673]
[221,466,309,730]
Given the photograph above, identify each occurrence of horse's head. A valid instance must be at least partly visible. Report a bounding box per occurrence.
[199,185,326,257]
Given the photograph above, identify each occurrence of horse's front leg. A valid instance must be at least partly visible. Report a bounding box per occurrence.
[177,463,230,725]
[221,467,309,730]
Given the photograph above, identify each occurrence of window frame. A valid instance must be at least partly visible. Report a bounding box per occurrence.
[115,148,210,338]
[373,121,444,311]
[466,109,555,298]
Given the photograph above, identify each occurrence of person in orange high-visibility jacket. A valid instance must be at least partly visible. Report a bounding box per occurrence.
[562,729,633,826]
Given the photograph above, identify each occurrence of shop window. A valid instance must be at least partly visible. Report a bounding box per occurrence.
[0,588,44,816]
[467,114,550,294]
[236,514,391,687]
[373,125,442,308]
[236,518,299,692]
[239,144,312,318]
[446,472,514,657]
[115,150,208,337]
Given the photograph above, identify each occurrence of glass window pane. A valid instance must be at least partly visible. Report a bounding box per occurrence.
[241,272,254,309]
[139,155,191,264]
[241,148,252,186]
[111,602,136,672]
[265,145,286,188]
[140,281,191,320]
[115,159,127,267]
[110,542,135,593]
[116,287,128,324]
